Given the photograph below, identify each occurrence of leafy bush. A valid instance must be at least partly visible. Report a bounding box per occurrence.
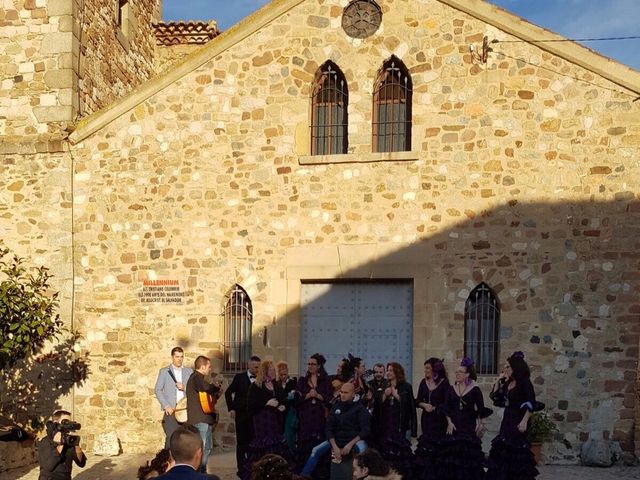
[528,409,558,443]
[0,246,62,370]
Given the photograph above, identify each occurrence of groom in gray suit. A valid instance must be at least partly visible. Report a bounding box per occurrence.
[155,347,194,448]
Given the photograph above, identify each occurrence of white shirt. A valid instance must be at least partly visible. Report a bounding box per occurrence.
[248,370,256,383]
[172,366,184,402]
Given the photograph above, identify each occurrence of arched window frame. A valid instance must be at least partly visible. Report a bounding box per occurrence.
[223,285,253,372]
[310,61,349,155]
[464,282,500,375]
[372,56,412,153]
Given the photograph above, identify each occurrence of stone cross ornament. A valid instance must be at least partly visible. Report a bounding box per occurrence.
[342,0,382,39]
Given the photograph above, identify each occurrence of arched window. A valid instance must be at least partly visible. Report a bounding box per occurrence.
[464,282,500,375]
[224,285,252,372]
[373,56,412,152]
[311,61,348,155]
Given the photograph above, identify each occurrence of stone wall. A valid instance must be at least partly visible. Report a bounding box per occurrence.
[0,0,160,145]
[0,149,74,424]
[0,0,76,149]
[26,0,640,458]
[77,0,160,115]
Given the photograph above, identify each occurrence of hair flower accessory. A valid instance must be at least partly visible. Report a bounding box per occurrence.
[512,351,525,360]
[461,357,474,368]
[312,353,326,366]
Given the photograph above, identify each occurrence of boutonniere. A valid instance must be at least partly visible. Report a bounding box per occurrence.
[335,409,341,415]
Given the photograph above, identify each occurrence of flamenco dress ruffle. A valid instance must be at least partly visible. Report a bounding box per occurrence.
[413,436,442,480]
[436,432,486,480]
[378,401,414,479]
[240,408,292,480]
[486,435,539,480]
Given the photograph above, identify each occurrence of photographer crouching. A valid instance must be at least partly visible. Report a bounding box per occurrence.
[38,410,86,480]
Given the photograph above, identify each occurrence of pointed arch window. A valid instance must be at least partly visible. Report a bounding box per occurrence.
[464,282,500,375]
[311,61,349,155]
[373,56,412,152]
[223,285,253,372]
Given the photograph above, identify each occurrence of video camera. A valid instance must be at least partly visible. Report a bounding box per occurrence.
[46,419,81,447]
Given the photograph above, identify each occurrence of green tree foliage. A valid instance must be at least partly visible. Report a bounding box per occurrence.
[0,246,62,370]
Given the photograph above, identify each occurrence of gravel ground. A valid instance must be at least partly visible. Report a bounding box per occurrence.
[2,451,638,480]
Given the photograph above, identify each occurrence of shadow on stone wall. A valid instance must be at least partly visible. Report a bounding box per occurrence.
[0,331,90,428]
[248,197,640,460]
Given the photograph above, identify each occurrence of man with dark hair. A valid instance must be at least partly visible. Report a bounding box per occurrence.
[155,346,194,448]
[186,356,221,474]
[37,410,86,480]
[157,425,221,479]
[224,355,260,476]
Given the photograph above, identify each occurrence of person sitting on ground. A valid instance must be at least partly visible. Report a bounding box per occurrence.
[157,425,221,480]
[251,454,310,480]
[352,449,402,480]
[137,448,174,479]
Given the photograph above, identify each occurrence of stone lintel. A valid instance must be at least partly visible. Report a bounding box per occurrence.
[285,245,340,267]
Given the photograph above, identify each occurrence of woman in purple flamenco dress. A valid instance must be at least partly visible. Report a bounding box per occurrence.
[377,362,416,479]
[294,353,332,477]
[486,351,541,480]
[413,357,450,480]
[438,357,492,480]
[241,360,291,480]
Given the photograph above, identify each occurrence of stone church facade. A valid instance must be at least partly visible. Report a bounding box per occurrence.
[1,0,640,462]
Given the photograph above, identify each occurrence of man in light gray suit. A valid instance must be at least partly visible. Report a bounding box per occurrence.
[155,346,194,448]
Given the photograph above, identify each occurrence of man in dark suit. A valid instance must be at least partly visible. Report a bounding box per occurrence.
[224,355,260,476]
[155,347,194,448]
[157,425,221,480]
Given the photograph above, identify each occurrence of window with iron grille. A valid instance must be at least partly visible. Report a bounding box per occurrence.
[311,61,349,155]
[223,285,252,372]
[464,282,500,375]
[373,56,412,153]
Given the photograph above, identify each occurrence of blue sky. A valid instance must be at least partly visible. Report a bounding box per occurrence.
[163,0,640,71]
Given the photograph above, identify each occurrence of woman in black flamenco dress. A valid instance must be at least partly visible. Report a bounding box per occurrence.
[377,362,416,478]
[241,360,291,480]
[294,353,332,477]
[413,358,450,480]
[486,351,540,480]
[439,357,492,480]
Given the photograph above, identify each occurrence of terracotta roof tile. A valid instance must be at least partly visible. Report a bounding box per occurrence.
[154,20,220,46]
